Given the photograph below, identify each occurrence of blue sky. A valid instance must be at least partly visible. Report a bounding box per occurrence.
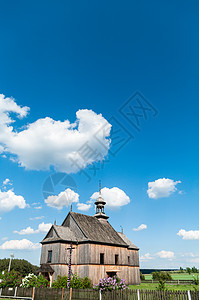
[0,0,199,268]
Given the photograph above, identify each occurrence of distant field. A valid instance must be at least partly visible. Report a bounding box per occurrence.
[143,273,199,280]
[129,283,198,291]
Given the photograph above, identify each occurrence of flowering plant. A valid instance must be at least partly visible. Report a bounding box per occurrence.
[20,273,48,288]
[0,270,22,287]
[93,276,128,291]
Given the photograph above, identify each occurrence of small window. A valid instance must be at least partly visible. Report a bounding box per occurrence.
[115,254,118,265]
[100,253,104,265]
[47,250,52,263]
[128,256,130,265]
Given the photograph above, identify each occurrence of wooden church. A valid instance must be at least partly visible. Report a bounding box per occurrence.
[39,185,140,286]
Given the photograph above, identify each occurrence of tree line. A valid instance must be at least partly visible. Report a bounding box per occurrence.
[0,259,38,277]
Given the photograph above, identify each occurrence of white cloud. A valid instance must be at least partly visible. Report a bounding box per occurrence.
[3,179,11,186]
[90,187,130,208]
[0,239,41,250]
[1,237,8,241]
[141,250,175,262]
[133,224,147,231]
[29,216,45,221]
[147,178,181,199]
[34,206,42,210]
[45,188,79,210]
[0,94,111,173]
[77,203,91,211]
[0,189,27,212]
[177,229,199,240]
[156,250,175,259]
[140,253,153,260]
[14,222,52,235]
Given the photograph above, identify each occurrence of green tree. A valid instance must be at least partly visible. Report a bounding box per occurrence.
[179,267,184,273]
[152,271,172,281]
[0,259,38,277]
[192,266,198,273]
[140,272,145,281]
[186,267,191,274]
[156,278,167,291]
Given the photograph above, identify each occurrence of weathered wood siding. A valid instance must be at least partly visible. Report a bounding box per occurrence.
[40,243,61,265]
[87,244,140,284]
[40,242,140,284]
[89,244,139,266]
[86,265,140,285]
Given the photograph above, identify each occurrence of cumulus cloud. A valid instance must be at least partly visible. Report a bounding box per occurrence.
[156,250,175,259]
[0,94,111,173]
[77,203,92,211]
[141,250,175,261]
[90,187,130,208]
[177,229,199,240]
[45,188,79,210]
[14,222,52,235]
[147,178,181,199]
[3,178,11,186]
[0,189,27,212]
[140,253,153,260]
[133,224,147,231]
[0,239,41,250]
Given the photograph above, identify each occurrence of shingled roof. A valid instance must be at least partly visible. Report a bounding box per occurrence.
[69,212,127,246]
[36,263,54,274]
[42,211,138,249]
[117,232,139,250]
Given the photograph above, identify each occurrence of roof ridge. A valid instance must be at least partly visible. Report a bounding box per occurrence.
[52,225,61,238]
[70,212,88,239]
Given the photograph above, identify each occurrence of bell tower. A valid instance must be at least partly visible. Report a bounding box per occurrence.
[94,180,109,220]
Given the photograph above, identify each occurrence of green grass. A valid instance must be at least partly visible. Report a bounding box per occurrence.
[129,283,199,291]
[143,273,199,280]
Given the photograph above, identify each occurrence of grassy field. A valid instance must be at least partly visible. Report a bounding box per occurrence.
[129,283,198,291]
[143,273,199,280]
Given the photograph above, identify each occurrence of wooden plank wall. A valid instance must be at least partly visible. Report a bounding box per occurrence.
[41,242,140,284]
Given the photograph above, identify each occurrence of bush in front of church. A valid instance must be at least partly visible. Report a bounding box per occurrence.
[20,273,49,288]
[0,270,22,288]
[52,274,92,289]
[93,276,128,292]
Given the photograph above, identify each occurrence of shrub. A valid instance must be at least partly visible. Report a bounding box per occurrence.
[192,267,198,273]
[0,270,22,287]
[20,273,48,288]
[156,279,167,291]
[70,274,92,289]
[152,271,172,281]
[52,274,92,289]
[93,276,128,292]
[52,275,68,288]
[140,272,145,281]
